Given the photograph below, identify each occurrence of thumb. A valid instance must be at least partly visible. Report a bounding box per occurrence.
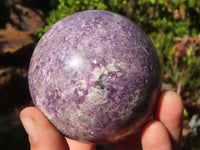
[20,107,69,150]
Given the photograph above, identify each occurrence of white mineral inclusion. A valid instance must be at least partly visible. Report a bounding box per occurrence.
[93,60,97,64]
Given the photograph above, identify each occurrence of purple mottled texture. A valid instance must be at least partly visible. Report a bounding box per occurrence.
[28,10,161,144]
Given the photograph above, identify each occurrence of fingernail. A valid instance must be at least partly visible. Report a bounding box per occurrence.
[21,116,38,141]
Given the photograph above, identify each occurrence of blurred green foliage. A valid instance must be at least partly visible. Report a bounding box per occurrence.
[38,0,127,37]
[183,108,188,119]
[38,0,200,101]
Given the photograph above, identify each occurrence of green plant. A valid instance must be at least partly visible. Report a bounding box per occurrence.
[165,35,200,101]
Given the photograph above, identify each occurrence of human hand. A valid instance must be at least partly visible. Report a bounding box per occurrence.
[20,91,183,150]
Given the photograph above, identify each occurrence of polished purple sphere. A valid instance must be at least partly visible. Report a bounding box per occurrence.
[28,10,161,144]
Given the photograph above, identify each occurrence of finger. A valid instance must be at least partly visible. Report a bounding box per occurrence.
[66,137,96,150]
[155,91,183,148]
[141,119,172,150]
[20,107,69,150]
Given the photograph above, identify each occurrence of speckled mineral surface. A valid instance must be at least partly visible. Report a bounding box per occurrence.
[28,10,161,144]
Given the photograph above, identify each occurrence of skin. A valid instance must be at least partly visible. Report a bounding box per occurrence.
[20,91,183,150]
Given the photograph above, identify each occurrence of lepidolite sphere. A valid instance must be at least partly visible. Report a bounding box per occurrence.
[28,10,161,144]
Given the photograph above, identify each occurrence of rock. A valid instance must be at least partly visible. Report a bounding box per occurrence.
[29,10,161,143]
[0,28,34,66]
[189,115,200,135]
[0,67,30,113]
[0,28,34,54]
[7,3,45,33]
[5,0,23,6]
[0,2,43,149]
[0,67,27,89]
[0,67,12,90]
